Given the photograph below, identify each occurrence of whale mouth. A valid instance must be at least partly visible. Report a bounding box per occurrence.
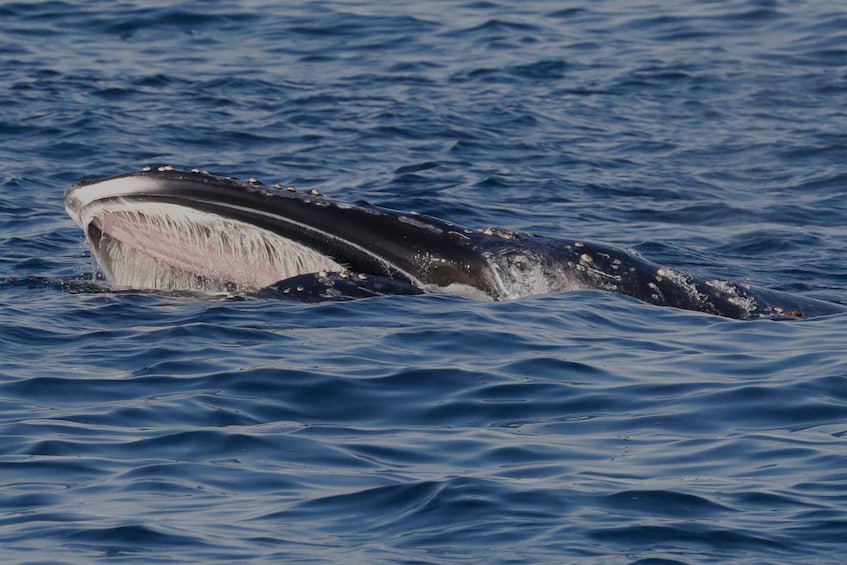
[80,201,343,292]
[64,168,501,298]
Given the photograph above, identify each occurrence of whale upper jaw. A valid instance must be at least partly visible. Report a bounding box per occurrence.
[64,168,502,297]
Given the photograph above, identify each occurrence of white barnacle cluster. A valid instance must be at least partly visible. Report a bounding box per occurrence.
[559,243,620,289]
[482,227,515,240]
[656,266,709,307]
[141,165,174,173]
[705,279,758,315]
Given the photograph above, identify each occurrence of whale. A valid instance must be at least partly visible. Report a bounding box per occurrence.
[64,167,846,319]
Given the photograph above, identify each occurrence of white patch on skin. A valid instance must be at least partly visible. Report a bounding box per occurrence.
[706,279,758,314]
[425,282,493,301]
[398,215,444,234]
[658,267,704,302]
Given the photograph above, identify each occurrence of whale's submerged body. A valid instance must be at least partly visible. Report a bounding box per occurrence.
[64,168,846,319]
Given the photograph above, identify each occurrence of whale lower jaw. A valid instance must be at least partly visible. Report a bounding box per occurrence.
[81,200,343,292]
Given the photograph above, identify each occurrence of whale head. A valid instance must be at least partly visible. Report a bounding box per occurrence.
[64,167,500,297]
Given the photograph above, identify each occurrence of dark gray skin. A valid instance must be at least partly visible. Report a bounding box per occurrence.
[67,169,847,319]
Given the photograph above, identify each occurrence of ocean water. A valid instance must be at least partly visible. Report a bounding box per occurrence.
[2,1,847,563]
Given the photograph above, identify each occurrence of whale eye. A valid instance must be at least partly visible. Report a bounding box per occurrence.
[510,254,528,272]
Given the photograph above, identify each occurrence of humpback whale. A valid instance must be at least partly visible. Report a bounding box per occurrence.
[64,167,846,319]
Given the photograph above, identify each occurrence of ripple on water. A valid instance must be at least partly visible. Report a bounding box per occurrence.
[2,0,847,562]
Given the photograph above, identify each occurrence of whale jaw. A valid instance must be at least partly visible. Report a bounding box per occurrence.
[65,174,345,292]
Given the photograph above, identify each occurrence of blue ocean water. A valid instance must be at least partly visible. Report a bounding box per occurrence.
[2,0,847,562]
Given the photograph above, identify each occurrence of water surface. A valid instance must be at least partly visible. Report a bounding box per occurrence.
[1,1,846,563]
